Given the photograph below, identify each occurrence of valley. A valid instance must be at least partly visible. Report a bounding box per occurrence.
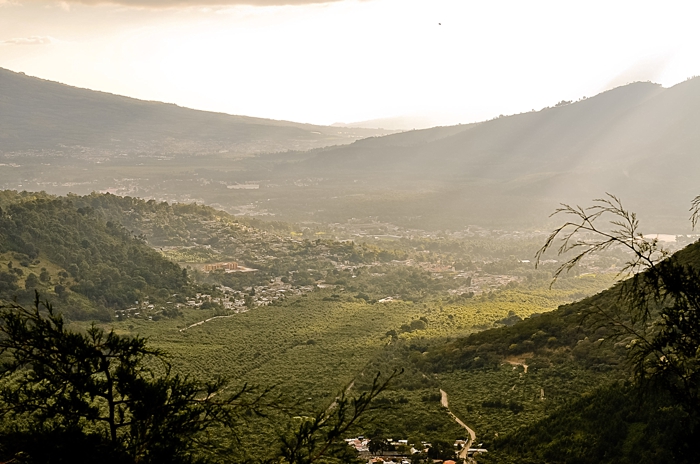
[0,191,621,461]
[1,64,700,463]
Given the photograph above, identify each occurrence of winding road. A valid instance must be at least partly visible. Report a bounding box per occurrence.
[440,389,476,460]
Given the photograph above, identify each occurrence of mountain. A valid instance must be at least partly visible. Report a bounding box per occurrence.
[270,79,700,229]
[0,67,391,154]
[332,115,441,131]
[2,67,698,231]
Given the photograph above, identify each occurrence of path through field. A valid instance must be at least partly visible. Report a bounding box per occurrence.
[440,389,476,460]
[179,313,240,332]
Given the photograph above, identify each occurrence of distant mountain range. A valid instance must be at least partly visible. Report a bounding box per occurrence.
[0,67,391,154]
[332,115,440,131]
[1,66,698,230]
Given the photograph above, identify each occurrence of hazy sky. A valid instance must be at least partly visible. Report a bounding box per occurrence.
[1,0,699,127]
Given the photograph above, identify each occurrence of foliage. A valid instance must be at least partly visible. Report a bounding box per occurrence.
[277,371,399,464]
[537,194,700,415]
[467,193,700,462]
[482,384,698,464]
[0,295,264,463]
[0,190,650,460]
[0,196,190,317]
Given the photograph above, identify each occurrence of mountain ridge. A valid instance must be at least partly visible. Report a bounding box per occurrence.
[0,67,392,153]
[2,68,699,230]
[271,78,700,229]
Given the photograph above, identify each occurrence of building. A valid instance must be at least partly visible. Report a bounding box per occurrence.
[204,262,238,271]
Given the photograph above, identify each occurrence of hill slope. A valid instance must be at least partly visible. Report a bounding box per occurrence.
[266,79,700,229]
[0,67,389,154]
[0,191,191,319]
[4,70,697,230]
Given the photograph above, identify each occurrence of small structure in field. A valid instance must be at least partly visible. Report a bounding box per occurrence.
[204,262,238,271]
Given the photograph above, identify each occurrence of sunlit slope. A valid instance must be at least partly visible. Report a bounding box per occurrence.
[288,79,700,228]
[0,67,389,153]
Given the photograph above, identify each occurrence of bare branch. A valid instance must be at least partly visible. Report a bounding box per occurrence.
[691,194,700,230]
[535,193,668,288]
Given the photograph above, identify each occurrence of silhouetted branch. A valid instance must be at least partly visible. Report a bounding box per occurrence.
[278,369,402,464]
[691,194,700,230]
[536,194,668,290]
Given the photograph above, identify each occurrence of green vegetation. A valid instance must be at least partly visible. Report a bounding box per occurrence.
[481,384,694,464]
[6,189,693,462]
[0,297,252,463]
[3,63,700,463]
[91,274,614,451]
[0,192,191,319]
[0,296,396,463]
[471,195,700,462]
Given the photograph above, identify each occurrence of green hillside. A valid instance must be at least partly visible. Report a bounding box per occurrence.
[0,191,191,319]
[402,238,700,462]
[481,385,692,464]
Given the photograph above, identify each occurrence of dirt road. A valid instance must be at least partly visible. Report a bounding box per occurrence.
[440,389,476,460]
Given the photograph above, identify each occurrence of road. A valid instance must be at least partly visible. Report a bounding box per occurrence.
[325,381,355,414]
[440,389,476,460]
[179,313,240,332]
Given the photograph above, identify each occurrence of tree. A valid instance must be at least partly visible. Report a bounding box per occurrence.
[368,437,390,455]
[427,439,455,460]
[277,371,400,464]
[0,294,397,463]
[24,272,38,289]
[536,193,700,416]
[39,268,51,283]
[244,294,255,309]
[0,294,265,464]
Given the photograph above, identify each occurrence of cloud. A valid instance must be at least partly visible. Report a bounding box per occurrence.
[29,0,350,7]
[2,36,56,45]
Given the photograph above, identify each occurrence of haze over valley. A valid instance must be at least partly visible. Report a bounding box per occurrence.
[3,68,700,233]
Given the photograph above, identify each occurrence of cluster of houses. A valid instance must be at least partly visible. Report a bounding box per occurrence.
[114,275,322,322]
[343,437,486,463]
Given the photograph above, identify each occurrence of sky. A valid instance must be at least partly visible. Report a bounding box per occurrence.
[1,0,699,128]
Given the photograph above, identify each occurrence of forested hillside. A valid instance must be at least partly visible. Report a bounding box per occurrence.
[0,191,190,319]
[1,191,586,321]
[399,236,700,462]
